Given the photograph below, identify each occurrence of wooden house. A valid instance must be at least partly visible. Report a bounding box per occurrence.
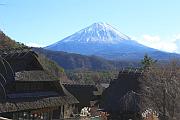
[101,70,143,120]
[63,83,102,112]
[0,49,79,120]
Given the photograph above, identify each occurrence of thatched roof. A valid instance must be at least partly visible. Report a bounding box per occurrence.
[0,96,78,113]
[15,70,59,81]
[101,70,142,113]
[0,49,44,85]
[0,49,79,113]
[0,82,79,113]
[1,50,43,72]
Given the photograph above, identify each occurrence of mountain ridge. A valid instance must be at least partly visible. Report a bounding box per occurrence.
[34,48,140,70]
[45,22,180,60]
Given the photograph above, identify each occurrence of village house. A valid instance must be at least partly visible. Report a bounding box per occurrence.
[0,49,79,120]
[101,70,143,120]
[63,83,102,113]
[101,69,161,120]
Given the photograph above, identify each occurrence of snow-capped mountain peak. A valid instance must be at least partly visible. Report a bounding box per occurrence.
[60,22,131,44]
[45,22,180,60]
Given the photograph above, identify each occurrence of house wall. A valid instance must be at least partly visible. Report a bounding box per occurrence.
[1,105,78,120]
[64,104,77,118]
[51,104,78,119]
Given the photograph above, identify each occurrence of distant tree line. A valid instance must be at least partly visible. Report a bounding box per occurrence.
[66,70,119,84]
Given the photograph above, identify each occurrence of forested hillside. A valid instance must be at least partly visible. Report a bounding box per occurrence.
[66,70,119,84]
[34,48,140,70]
[0,31,25,49]
[34,48,139,84]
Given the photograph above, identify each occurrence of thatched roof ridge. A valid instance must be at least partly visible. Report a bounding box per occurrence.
[1,50,44,73]
[60,82,79,103]
[0,47,31,56]
[118,69,143,76]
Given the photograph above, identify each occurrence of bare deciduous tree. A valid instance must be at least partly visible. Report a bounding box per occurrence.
[140,60,180,120]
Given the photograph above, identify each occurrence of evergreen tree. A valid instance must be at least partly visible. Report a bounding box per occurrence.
[141,54,157,70]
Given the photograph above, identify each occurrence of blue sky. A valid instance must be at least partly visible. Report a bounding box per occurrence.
[0,0,180,53]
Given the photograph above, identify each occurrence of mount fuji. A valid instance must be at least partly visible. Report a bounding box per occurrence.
[45,22,180,60]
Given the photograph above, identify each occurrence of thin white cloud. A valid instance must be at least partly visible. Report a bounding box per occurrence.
[134,34,180,53]
[25,42,45,48]
[175,39,180,53]
[142,35,160,42]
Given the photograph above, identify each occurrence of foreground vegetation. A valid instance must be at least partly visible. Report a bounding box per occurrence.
[140,55,180,120]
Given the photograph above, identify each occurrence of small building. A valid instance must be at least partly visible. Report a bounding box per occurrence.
[101,70,143,120]
[63,83,102,112]
[0,49,79,119]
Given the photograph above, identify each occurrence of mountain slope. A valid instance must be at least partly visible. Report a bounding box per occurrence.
[34,48,139,70]
[45,22,180,60]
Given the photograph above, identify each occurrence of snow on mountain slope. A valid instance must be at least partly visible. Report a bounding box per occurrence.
[46,22,148,50]
[60,22,130,44]
[45,22,180,60]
